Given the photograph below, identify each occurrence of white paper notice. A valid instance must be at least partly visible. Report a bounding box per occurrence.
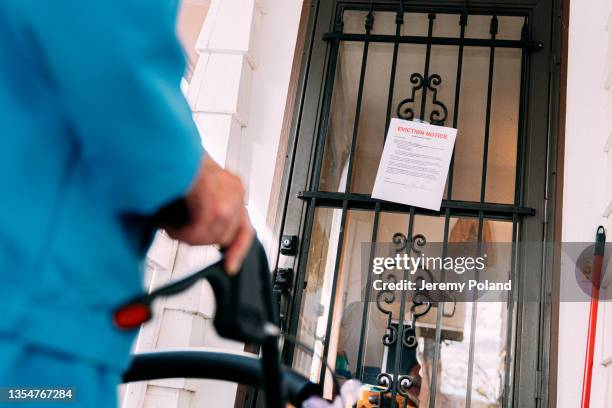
[372,118,457,211]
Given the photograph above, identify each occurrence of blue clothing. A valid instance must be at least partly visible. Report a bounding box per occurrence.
[0,335,118,407]
[0,0,202,380]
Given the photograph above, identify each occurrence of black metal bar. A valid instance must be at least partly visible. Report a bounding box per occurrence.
[427,221,453,403]
[381,4,405,397]
[447,10,468,184]
[284,198,317,365]
[515,16,530,214]
[338,3,531,17]
[390,208,416,403]
[428,11,468,407]
[323,32,543,50]
[297,191,535,217]
[502,17,530,406]
[503,214,519,407]
[318,200,349,386]
[311,11,344,192]
[464,218,482,408]
[355,202,381,380]
[288,6,344,369]
[384,1,405,137]
[419,12,436,121]
[345,8,374,192]
[466,15,498,407]
[478,15,498,205]
[427,214,451,407]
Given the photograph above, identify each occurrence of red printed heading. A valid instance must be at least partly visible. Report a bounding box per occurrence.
[397,125,448,139]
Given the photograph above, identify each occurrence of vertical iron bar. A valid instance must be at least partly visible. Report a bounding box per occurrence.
[478,14,498,205]
[318,8,376,389]
[284,197,317,365]
[285,6,345,366]
[356,203,381,380]
[302,9,345,379]
[379,2,404,396]
[465,14,498,408]
[419,12,436,121]
[428,13,468,406]
[513,17,530,218]
[427,211,451,407]
[345,8,375,192]
[318,200,349,386]
[503,17,530,406]
[503,213,519,407]
[447,9,468,192]
[311,9,343,192]
[384,1,405,138]
[465,216,484,408]
[390,207,415,403]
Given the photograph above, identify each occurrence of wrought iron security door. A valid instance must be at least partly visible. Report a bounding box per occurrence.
[275,1,558,407]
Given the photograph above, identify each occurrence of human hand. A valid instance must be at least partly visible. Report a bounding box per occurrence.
[166,155,254,275]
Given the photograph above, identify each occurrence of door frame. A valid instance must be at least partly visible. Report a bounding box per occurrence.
[270,1,564,406]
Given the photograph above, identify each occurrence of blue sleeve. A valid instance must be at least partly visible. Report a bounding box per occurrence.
[19,0,203,214]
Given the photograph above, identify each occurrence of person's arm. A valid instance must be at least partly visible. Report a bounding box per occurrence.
[19,0,201,214]
[19,0,253,273]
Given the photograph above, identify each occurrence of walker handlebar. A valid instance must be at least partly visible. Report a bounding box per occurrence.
[123,350,320,407]
[118,238,312,407]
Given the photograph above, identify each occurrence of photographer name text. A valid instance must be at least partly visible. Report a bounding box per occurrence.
[372,279,512,292]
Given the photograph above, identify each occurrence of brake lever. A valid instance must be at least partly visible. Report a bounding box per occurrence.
[113,238,276,345]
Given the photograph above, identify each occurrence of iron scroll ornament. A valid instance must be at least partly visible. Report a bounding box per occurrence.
[375,232,433,349]
[374,233,433,402]
[396,73,449,126]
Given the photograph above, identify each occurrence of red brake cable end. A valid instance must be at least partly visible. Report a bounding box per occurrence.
[113,303,152,330]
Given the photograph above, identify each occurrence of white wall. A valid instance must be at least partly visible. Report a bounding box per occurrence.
[121,0,303,407]
[240,0,304,254]
[557,0,612,406]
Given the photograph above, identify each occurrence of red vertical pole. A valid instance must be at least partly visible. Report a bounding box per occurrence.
[580,226,606,408]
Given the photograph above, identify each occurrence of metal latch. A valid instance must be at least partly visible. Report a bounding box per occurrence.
[280,235,298,256]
